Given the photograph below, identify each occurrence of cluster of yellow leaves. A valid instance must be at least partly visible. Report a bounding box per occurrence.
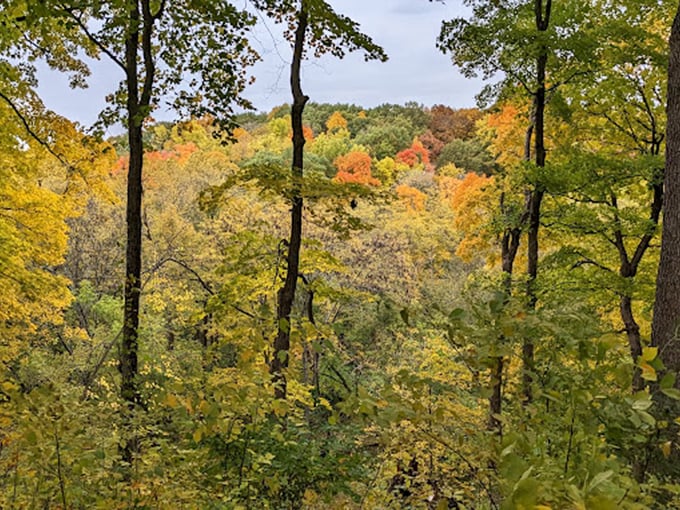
[395,184,427,212]
[326,110,348,132]
[0,106,114,358]
[478,104,528,167]
[449,172,498,263]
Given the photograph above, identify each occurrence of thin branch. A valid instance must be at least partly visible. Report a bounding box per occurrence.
[571,258,614,274]
[418,430,499,510]
[546,70,592,94]
[61,7,127,72]
[80,328,123,401]
[325,364,352,394]
[0,91,71,168]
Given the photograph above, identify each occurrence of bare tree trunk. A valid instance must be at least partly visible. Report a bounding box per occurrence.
[621,295,644,392]
[523,0,551,405]
[489,210,521,436]
[271,7,309,400]
[120,0,143,467]
[649,1,680,480]
[609,135,662,394]
[652,4,680,377]
[617,187,661,394]
[120,0,158,467]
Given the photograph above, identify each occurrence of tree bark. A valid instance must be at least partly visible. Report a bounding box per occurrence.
[653,4,680,378]
[271,6,309,400]
[120,0,143,466]
[650,3,680,478]
[620,295,644,392]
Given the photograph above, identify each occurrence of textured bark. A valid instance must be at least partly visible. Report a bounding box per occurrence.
[120,0,143,466]
[652,0,680,416]
[644,5,680,484]
[271,7,309,400]
[653,5,680,369]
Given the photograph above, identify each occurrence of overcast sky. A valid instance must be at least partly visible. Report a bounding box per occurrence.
[38,0,485,129]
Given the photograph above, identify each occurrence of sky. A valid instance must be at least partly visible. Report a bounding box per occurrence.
[38,0,486,129]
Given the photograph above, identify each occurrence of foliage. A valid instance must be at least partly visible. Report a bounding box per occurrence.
[2,0,680,504]
[437,137,498,175]
[334,150,380,186]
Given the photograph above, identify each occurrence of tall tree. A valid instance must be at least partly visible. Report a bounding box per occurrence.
[651,0,680,479]
[439,0,599,416]
[22,0,256,465]
[252,0,386,399]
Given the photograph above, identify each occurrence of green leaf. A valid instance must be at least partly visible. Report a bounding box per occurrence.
[587,470,613,492]
[638,411,656,427]
[661,372,677,390]
[448,308,466,321]
[662,388,680,400]
[632,397,653,411]
[278,317,290,333]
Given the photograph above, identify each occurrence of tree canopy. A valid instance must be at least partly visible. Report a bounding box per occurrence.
[2,0,680,508]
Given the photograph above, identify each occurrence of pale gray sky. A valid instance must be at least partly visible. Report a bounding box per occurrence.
[38,0,484,128]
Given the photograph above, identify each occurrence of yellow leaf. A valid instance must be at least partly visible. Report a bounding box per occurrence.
[640,361,657,381]
[271,399,288,417]
[642,347,658,362]
[165,393,178,408]
[662,441,672,459]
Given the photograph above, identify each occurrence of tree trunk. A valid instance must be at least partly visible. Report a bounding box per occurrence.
[271,7,309,400]
[653,3,680,384]
[120,0,143,466]
[120,0,158,466]
[523,0,551,405]
[650,2,680,479]
[621,295,644,392]
[489,213,521,436]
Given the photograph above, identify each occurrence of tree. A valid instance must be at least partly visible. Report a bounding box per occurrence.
[427,105,481,143]
[354,116,416,159]
[396,138,431,169]
[326,110,349,132]
[437,137,497,175]
[27,0,256,467]
[251,0,386,399]
[651,0,680,480]
[439,0,602,413]
[334,150,381,186]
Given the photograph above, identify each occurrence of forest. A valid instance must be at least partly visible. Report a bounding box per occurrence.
[3,0,680,508]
